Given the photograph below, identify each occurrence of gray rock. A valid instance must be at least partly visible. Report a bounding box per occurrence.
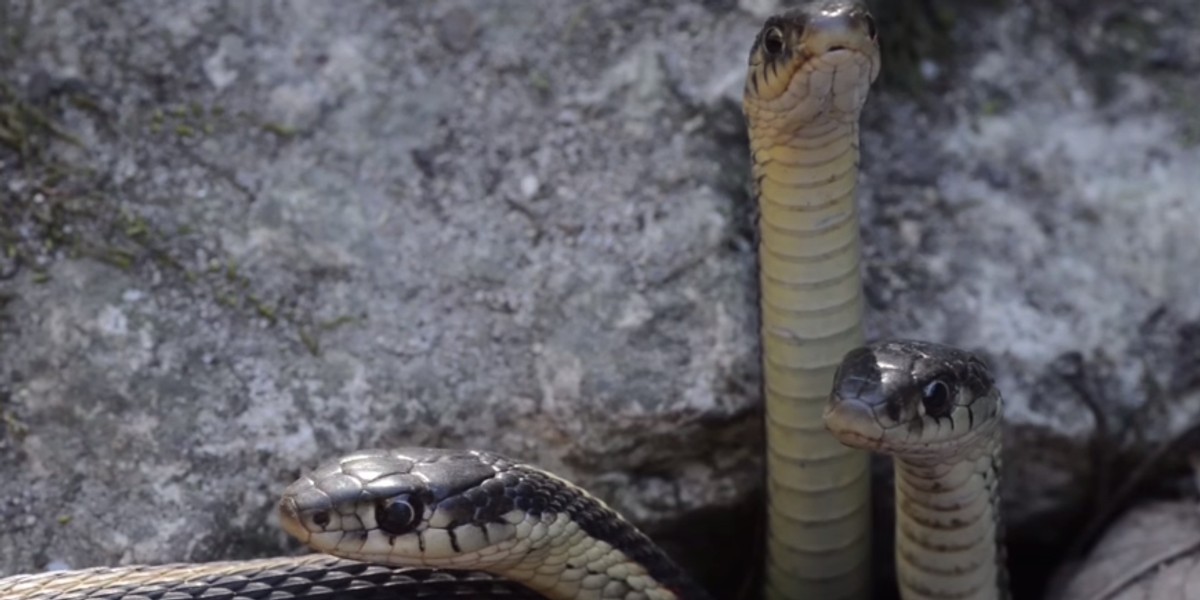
[1054,501,1200,599]
[0,2,760,588]
[0,0,1197,597]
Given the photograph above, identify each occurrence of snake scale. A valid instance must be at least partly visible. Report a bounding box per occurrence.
[0,2,1009,600]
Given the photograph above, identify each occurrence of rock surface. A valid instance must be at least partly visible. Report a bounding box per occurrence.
[1056,501,1200,599]
[0,0,1197,597]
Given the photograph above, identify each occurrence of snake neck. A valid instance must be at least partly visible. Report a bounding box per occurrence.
[754,119,873,599]
[492,465,712,600]
[891,433,1009,600]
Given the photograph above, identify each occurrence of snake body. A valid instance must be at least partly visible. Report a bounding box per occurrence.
[741,2,880,598]
[824,340,1009,600]
[0,555,542,599]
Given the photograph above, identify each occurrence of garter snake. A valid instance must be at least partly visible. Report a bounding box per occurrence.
[740,1,880,598]
[825,341,1009,600]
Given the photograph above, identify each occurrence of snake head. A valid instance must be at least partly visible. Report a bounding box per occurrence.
[823,340,1002,461]
[279,448,538,566]
[280,448,701,598]
[743,0,880,129]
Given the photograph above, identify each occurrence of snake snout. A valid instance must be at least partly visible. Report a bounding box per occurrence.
[277,496,312,542]
[823,396,885,449]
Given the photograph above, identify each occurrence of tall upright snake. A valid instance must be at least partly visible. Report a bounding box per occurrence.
[740,2,879,597]
[0,2,1008,600]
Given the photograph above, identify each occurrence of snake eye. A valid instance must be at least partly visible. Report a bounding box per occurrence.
[376,494,423,535]
[311,510,331,528]
[863,15,878,41]
[763,27,785,56]
[921,380,953,418]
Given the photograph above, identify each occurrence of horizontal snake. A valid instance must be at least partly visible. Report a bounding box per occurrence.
[0,2,1010,600]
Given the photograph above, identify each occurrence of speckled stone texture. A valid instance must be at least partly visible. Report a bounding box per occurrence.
[0,1,1197,597]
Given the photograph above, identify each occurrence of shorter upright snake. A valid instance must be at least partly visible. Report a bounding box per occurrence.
[823,340,1009,600]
